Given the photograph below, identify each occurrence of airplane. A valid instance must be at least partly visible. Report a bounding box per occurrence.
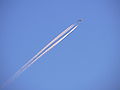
[75,19,83,25]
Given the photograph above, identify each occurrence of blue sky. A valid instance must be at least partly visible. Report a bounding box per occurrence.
[0,0,120,90]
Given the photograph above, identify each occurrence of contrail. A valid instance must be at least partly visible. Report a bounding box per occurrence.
[2,20,81,88]
[17,24,75,72]
[15,25,78,75]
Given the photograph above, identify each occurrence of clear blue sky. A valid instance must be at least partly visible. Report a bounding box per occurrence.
[1,0,120,90]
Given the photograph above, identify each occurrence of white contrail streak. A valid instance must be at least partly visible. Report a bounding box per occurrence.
[18,24,75,72]
[2,20,81,88]
[15,25,78,75]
